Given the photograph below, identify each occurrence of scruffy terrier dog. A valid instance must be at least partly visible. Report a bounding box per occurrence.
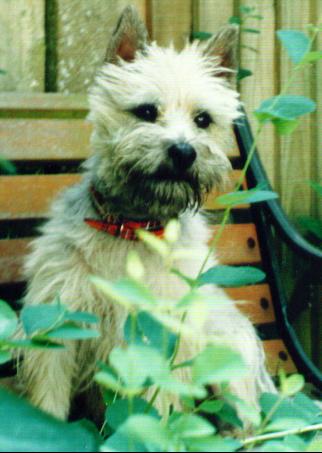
[18,6,275,424]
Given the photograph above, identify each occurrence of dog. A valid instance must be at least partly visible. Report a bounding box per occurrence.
[17,5,275,425]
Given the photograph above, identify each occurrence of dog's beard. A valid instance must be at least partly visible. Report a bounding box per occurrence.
[99,163,223,220]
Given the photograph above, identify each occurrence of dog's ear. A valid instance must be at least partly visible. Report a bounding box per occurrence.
[201,24,239,79]
[105,6,148,63]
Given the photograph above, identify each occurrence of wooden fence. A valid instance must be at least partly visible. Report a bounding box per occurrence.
[0,0,321,223]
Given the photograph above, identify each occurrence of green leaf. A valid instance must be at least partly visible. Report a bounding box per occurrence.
[0,387,101,452]
[260,392,322,424]
[216,402,244,428]
[228,16,242,25]
[273,118,299,135]
[186,435,241,452]
[281,373,305,396]
[109,346,156,389]
[124,312,178,359]
[277,30,310,64]
[113,414,173,452]
[299,51,322,66]
[95,370,137,397]
[0,300,18,339]
[90,276,156,309]
[0,350,12,364]
[242,28,260,34]
[158,377,207,399]
[237,67,253,80]
[44,323,100,340]
[298,216,322,240]
[126,251,145,281]
[263,417,308,433]
[101,431,146,452]
[3,338,64,350]
[239,5,255,14]
[216,188,278,207]
[191,31,213,41]
[105,398,159,431]
[136,230,169,257]
[307,437,322,452]
[170,414,215,438]
[198,400,224,414]
[0,158,16,175]
[197,265,266,287]
[309,181,322,196]
[64,311,99,324]
[255,95,316,122]
[192,344,247,385]
[21,304,65,336]
[164,219,180,243]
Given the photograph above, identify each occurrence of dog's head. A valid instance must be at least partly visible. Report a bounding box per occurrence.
[88,6,241,219]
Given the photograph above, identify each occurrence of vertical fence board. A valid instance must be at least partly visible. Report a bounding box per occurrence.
[55,0,146,93]
[278,1,313,219]
[239,0,277,186]
[315,0,322,221]
[148,0,192,49]
[0,0,45,92]
[192,0,234,33]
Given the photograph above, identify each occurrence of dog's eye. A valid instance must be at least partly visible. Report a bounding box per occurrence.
[131,104,158,123]
[194,112,213,129]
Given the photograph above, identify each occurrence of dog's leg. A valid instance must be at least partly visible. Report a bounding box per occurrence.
[17,244,101,420]
[19,345,77,420]
[205,302,277,408]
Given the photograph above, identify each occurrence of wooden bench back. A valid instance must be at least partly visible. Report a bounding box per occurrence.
[0,93,296,377]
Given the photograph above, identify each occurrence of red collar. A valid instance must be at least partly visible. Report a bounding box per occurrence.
[85,186,164,241]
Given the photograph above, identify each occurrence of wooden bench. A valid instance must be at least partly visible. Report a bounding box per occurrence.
[0,93,321,388]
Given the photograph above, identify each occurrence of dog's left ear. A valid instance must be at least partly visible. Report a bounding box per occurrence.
[105,6,148,63]
[201,24,239,79]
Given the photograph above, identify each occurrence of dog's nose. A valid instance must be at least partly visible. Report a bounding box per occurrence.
[167,143,197,170]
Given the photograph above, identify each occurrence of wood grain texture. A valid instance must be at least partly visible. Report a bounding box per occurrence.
[277,1,314,219]
[0,93,88,115]
[0,0,45,92]
[55,0,146,93]
[204,170,248,210]
[0,239,30,284]
[0,175,80,219]
[263,339,297,375]
[0,223,261,283]
[226,284,276,324]
[239,0,277,186]
[211,223,262,265]
[0,119,92,160]
[193,0,234,33]
[0,170,244,220]
[148,0,192,49]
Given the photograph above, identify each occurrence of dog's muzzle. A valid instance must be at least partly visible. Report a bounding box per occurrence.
[167,142,197,171]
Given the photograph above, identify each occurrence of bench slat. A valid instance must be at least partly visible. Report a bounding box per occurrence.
[0,119,91,160]
[226,284,275,324]
[0,174,80,219]
[212,223,261,265]
[0,225,261,284]
[0,119,239,160]
[0,171,246,220]
[264,339,297,375]
[0,93,88,114]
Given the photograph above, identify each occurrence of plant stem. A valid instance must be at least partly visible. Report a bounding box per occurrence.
[243,422,322,448]
[144,387,160,414]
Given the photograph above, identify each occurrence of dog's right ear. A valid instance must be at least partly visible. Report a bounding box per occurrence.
[105,6,148,64]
